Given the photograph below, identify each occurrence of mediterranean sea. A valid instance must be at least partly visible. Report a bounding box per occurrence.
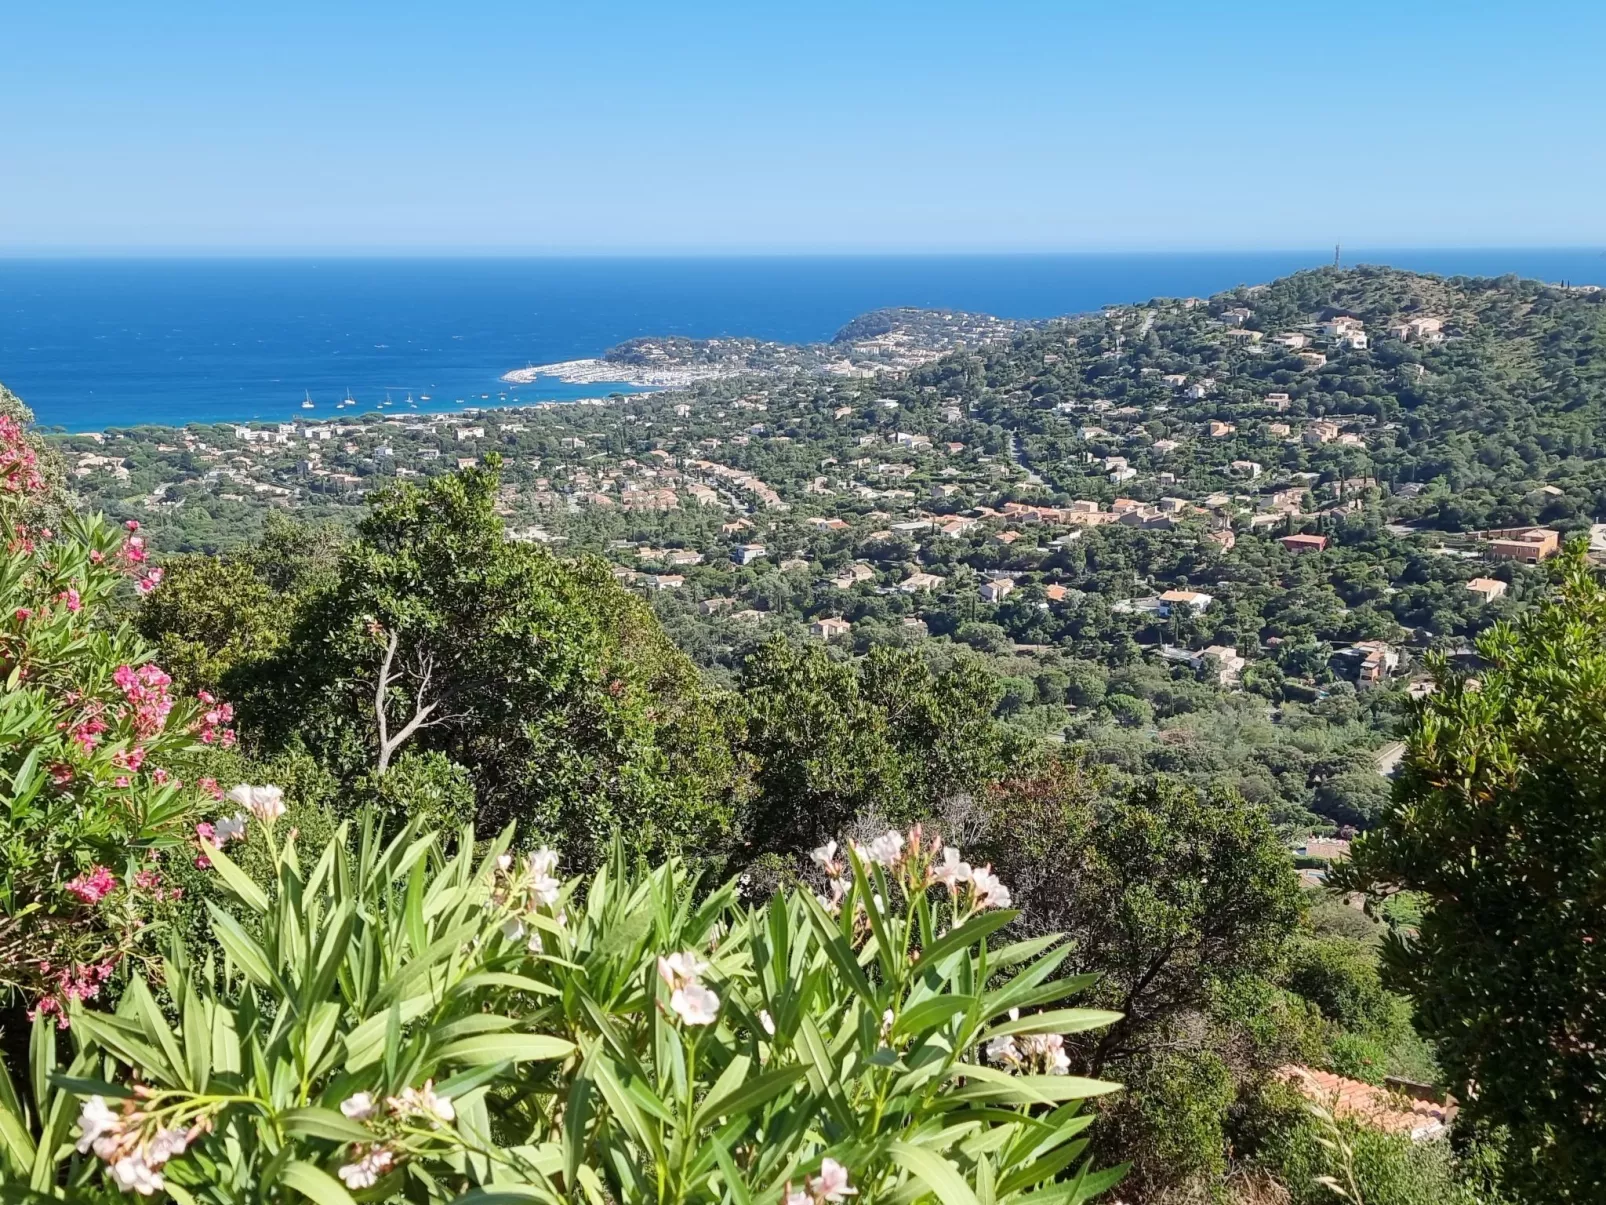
[4,251,1605,432]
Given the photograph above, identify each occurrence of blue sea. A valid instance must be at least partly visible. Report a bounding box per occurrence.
[4,251,1605,432]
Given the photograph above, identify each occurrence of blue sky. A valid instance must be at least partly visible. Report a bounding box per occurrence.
[3,1,1602,253]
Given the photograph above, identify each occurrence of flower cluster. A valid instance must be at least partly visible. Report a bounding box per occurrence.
[65,865,117,904]
[333,1081,455,1188]
[28,960,117,1027]
[985,1029,1072,1076]
[0,416,46,496]
[492,847,562,950]
[191,690,236,747]
[810,825,1013,914]
[112,664,175,739]
[783,1157,857,1205]
[75,1096,199,1195]
[658,949,720,1026]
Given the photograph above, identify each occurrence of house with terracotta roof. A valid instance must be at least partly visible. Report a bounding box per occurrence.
[1485,527,1560,563]
[1281,533,1329,554]
[1158,589,1214,616]
[1466,577,1508,603]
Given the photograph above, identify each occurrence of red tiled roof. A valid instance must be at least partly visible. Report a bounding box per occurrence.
[1278,1066,1456,1140]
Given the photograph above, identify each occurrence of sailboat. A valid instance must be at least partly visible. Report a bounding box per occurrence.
[301,391,315,410]
[404,392,416,407]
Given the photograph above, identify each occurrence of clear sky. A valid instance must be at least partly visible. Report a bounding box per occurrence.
[3,0,1603,254]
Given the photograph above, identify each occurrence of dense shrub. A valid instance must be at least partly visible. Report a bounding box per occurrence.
[0,811,1127,1204]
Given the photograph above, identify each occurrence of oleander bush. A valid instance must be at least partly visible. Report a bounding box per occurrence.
[0,415,231,1020]
[0,807,1126,1203]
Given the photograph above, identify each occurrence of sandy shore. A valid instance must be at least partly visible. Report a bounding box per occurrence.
[501,358,733,388]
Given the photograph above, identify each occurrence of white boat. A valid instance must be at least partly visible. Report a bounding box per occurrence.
[302,390,315,410]
[344,387,358,407]
[405,392,415,406]
[419,394,432,401]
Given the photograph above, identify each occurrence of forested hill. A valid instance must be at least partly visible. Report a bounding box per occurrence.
[945,265,1606,533]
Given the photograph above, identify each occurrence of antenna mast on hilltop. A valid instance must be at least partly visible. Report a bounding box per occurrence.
[1334,243,1342,268]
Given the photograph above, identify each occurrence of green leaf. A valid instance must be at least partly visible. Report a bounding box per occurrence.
[945,1064,1121,1106]
[894,995,977,1039]
[887,1141,980,1205]
[279,1159,358,1205]
[199,840,271,913]
[917,909,1017,970]
[694,1063,807,1127]
[280,1107,375,1145]
[711,1135,754,1205]
[436,1033,576,1066]
[206,902,276,988]
[979,1008,1123,1040]
[129,977,189,1090]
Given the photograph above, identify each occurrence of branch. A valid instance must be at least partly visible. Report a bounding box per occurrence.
[373,633,453,775]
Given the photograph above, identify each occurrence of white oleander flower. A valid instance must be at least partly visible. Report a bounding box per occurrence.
[337,1145,396,1189]
[108,1150,164,1195]
[657,950,708,991]
[931,846,971,891]
[226,784,284,824]
[340,1091,377,1120]
[670,981,721,1026]
[75,1095,121,1155]
[809,1157,858,1201]
[970,865,1012,910]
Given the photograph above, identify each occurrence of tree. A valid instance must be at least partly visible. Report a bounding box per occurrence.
[1342,547,1606,1203]
[736,638,1024,856]
[237,463,740,868]
[979,763,1303,1077]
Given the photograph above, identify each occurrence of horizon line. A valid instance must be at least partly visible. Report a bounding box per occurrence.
[4,244,1606,262]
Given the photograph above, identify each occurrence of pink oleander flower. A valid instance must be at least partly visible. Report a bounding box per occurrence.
[65,866,117,905]
[12,607,30,622]
[124,520,140,532]
[59,588,82,613]
[197,776,223,800]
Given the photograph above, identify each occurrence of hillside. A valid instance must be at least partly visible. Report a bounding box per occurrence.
[11,265,1603,1203]
[37,265,1606,841]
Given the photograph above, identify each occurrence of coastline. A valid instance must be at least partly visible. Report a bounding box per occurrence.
[500,358,733,389]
